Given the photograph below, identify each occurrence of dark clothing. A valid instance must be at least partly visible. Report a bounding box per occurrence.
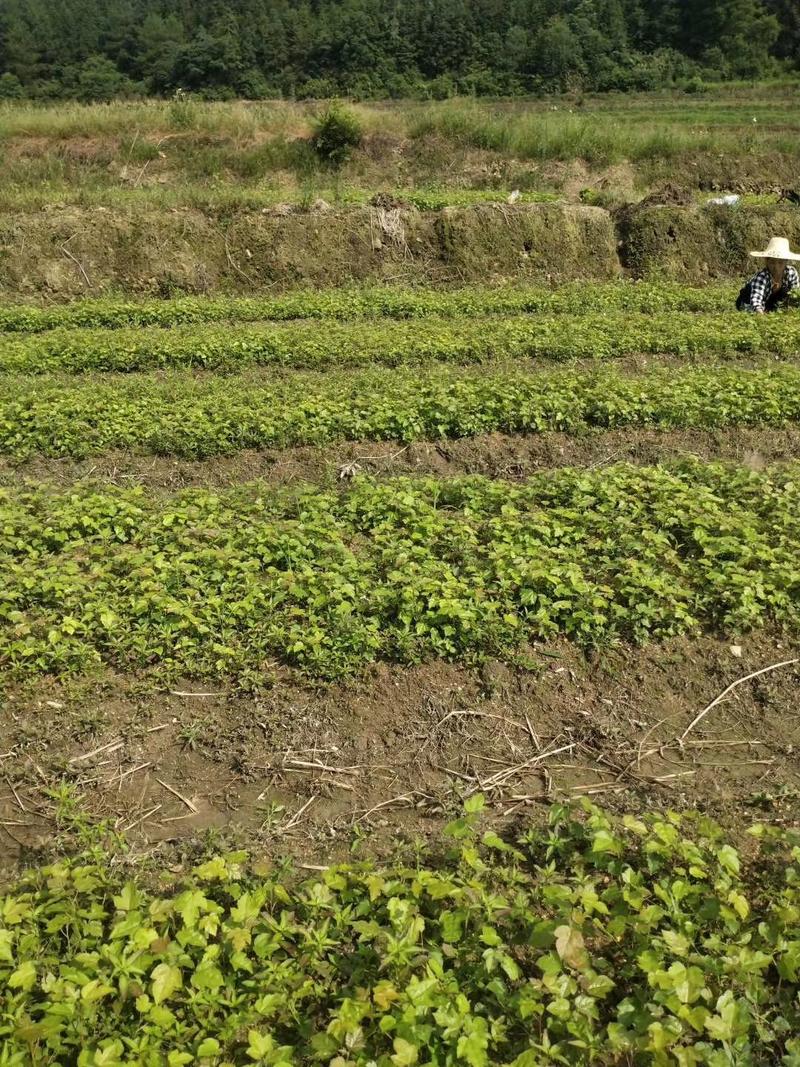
[737,265,800,312]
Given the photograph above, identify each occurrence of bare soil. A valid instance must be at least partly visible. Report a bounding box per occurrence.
[3,425,799,492]
[2,632,798,874]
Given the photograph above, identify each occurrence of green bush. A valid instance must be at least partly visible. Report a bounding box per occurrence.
[309,103,363,169]
[684,75,708,94]
[0,71,24,100]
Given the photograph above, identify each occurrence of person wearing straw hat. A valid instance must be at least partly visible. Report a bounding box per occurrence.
[736,236,800,313]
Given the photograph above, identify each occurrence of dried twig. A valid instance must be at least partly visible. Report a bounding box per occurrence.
[5,778,28,813]
[282,796,316,831]
[434,710,529,733]
[679,658,799,743]
[524,714,541,752]
[121,804,162,834]
[464,742,575,796]
[69,738,124,764]
[283,758,361,776]
[356,792,419,822]
[155,778,198,814]
[61,236,92,287]
[106,762,152,788]
[170,690,225,698]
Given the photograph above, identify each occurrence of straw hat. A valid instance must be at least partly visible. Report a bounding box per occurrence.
[749,236,800,260]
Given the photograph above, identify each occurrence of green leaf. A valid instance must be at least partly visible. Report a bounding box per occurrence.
[391,1038,419,1066]
[247,1030,275,1061]
[8,960,36,992]
[0,929,13,963]
[717,845,741,875]
[592,829,623,855]
[151,963,182,1005]
[662,929,690,956]
[728,890,749,919]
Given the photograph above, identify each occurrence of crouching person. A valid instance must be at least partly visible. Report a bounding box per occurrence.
[737,236,800,313]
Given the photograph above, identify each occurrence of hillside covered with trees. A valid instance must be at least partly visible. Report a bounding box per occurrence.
[0,0,798,101]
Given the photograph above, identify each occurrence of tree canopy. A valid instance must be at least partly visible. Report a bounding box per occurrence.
[0,0,797,100]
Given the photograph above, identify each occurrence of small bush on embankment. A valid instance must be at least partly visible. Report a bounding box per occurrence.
[2,800,800,1065]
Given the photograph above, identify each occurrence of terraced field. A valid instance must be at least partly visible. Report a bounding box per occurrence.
[3,279,800,1064]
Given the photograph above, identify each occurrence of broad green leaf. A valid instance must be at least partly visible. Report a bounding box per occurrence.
[151,963,182,1005]
[717,845,740,875]
[8,960,36,991]
[662,929,690,956]
[592,829,623,855]
[247,1030,275,1061]
[391,1037,418,1066]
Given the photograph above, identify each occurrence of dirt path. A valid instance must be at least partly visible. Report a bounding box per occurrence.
[3,632,798,873]
[2,425,799,492]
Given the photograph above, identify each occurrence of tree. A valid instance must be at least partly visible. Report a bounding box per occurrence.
[136,13,184,93]
[531,17,585,90]
[74,54,133,101]
[763,0,799,62]
[0,0,795,99]
[0,71,24,98]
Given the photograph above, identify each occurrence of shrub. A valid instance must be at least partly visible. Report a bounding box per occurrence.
[0,72,24,100]
[309,103,363,169]
[168,88,199,130]
[684,75,708,94]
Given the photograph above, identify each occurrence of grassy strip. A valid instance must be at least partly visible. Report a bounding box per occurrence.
[1,462,798,678]
[4,363,800,459]
[0,183,560,214]
[3,311,800,375]
[0,283,738,334]
[2,801,800,1065]
[410,98,800,163]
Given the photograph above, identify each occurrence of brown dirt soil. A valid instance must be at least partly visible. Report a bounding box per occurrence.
[3,425,799,492]
[2,633,798,875]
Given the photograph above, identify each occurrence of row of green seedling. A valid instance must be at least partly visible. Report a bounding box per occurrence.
[4,362,800,459]
[3,311,799,374]
[3,801,799,1066]
[1,462,798,678]
[0,281,743,334]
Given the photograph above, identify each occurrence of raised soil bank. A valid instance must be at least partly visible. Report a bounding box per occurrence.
[0,203,618,298]
[620,202,800,281]
[5,201,798,298]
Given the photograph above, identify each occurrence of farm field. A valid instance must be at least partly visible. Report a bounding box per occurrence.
[3,278,800,860]
[3,90,800,1065]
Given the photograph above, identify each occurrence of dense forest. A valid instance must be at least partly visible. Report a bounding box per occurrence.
[0,0,798,101]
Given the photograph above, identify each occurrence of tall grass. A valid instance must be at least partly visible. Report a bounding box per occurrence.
[408,99,798,164]
[0,98,398,140]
